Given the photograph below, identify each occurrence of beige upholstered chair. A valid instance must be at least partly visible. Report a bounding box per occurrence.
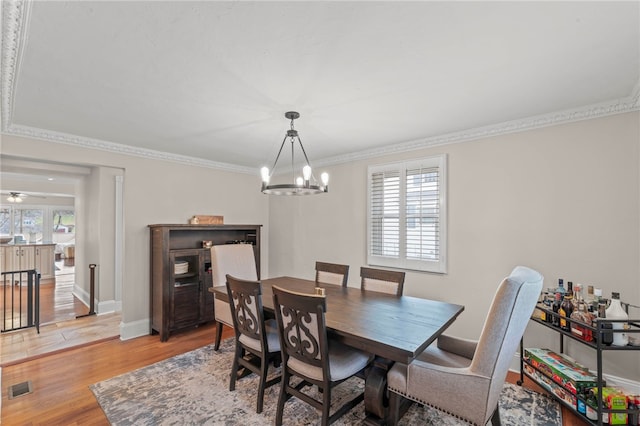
[226,275,281,414]
[211,244,258,350]
[315,261,349,287]
[387,266,544,426]
[272,286,373,426]
[360,266,405,296]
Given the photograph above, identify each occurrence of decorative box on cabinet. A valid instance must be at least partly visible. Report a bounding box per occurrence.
[149,224,261,341]
[521,303,639,426]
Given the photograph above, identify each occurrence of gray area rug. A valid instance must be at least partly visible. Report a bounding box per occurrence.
[90,339,562,425]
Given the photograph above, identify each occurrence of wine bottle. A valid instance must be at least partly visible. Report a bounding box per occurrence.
[559,293,574,331]
[552,292,562,327]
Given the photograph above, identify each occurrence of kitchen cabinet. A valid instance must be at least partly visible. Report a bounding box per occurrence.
[0,243,56,281]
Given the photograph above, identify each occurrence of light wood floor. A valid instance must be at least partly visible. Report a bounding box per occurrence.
[1,262,121,366]
[0,262,583,425]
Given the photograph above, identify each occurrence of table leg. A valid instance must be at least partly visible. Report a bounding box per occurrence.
[364,357,394,425]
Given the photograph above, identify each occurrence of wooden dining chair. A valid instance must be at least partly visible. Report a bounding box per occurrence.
[226,275,281,414]
[386,266,544,426]
[315,261,349,287]
[272,285,372,426]
[360,266,405,296]
[211,244,258,350]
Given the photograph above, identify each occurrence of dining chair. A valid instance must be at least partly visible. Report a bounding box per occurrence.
[386,266,544,426]
[211,244,258,350]
[226,275,281,414]
[272,285,373,426]
[315,261,349,287]
[360,266,405,296]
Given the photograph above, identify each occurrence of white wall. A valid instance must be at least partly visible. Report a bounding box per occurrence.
[0,134,270,339]
[2,112,638,382]
[268,111,640,382]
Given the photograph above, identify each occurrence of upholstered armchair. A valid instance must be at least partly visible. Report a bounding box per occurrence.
[387,266,543,426]
[210,244,258,350]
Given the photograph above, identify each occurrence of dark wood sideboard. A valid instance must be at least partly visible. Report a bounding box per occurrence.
[148,224,262,341]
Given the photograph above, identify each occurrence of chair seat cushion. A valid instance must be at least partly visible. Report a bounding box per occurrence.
[387,343,472,393]
[288,340,372,382]
[239,319,281,353]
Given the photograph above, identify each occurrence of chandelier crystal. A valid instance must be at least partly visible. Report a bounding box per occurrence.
[261,111,329,195]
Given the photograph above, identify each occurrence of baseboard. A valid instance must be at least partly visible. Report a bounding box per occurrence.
[73,284,121,315]
[97,299,120,314]
[120,318,150,341]
[511,351,640,394]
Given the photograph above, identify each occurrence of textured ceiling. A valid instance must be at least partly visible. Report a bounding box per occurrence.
[2,1,639,173]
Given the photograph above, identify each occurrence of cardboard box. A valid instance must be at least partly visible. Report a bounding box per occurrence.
[524,364,577,408]
[524,348,604,395]
[592,387,628,425]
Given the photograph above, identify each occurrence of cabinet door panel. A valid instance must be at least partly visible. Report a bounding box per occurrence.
[35,246,55,279]
[172,284,200,328]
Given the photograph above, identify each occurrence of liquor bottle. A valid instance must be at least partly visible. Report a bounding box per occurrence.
[570,301,594,342]
[586,285,595,304]
[585,389,599,422]
[552,292,562,327]
[606,292,629,346]
[566,281,575,307]
[559,293,574,331]
[556,278,566,298]
[597,302,614,346]
[574,282,583,304]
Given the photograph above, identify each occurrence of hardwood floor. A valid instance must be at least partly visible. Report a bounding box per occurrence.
[1,320,584,425]
[2,322,231,425]
[1,261,121,366]
[0,262,583,425]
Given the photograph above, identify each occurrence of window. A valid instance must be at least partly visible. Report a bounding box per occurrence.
[0,205,75,244]
[367,154,447,273]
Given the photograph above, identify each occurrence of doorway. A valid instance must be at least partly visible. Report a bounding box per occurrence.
[0,204,86,325]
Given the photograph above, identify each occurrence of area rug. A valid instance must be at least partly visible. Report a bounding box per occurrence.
[90,339,562,425]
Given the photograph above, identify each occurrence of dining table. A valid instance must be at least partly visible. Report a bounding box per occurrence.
[212,276,464,424]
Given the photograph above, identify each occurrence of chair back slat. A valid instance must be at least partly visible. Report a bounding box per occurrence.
[360,267,405,296]
[273,286,328,370]
[226,275,266,347]
[315,261,349,286]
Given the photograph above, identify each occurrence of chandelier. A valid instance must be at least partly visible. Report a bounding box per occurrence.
[261,111,328,195]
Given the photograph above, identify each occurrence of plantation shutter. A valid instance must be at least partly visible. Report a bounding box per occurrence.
[405,166,439,261]
[367,155,447,274]
[370,169,400,258]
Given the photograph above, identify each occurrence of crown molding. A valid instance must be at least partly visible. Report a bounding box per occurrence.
[315,92,640,168]
[2,0,639,175]
[3,124,256,175]
[1,0,30,131]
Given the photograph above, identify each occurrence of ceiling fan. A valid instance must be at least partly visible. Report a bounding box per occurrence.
[6,192,26,203]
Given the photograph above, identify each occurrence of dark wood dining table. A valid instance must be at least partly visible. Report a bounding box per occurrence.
[212,276,464,424]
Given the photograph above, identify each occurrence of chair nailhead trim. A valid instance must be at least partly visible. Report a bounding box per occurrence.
[388,387,478,426]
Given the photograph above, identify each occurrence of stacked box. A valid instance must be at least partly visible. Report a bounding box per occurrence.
[589,387,628,425]
[523,348,604,395]
[524,364,577,408]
